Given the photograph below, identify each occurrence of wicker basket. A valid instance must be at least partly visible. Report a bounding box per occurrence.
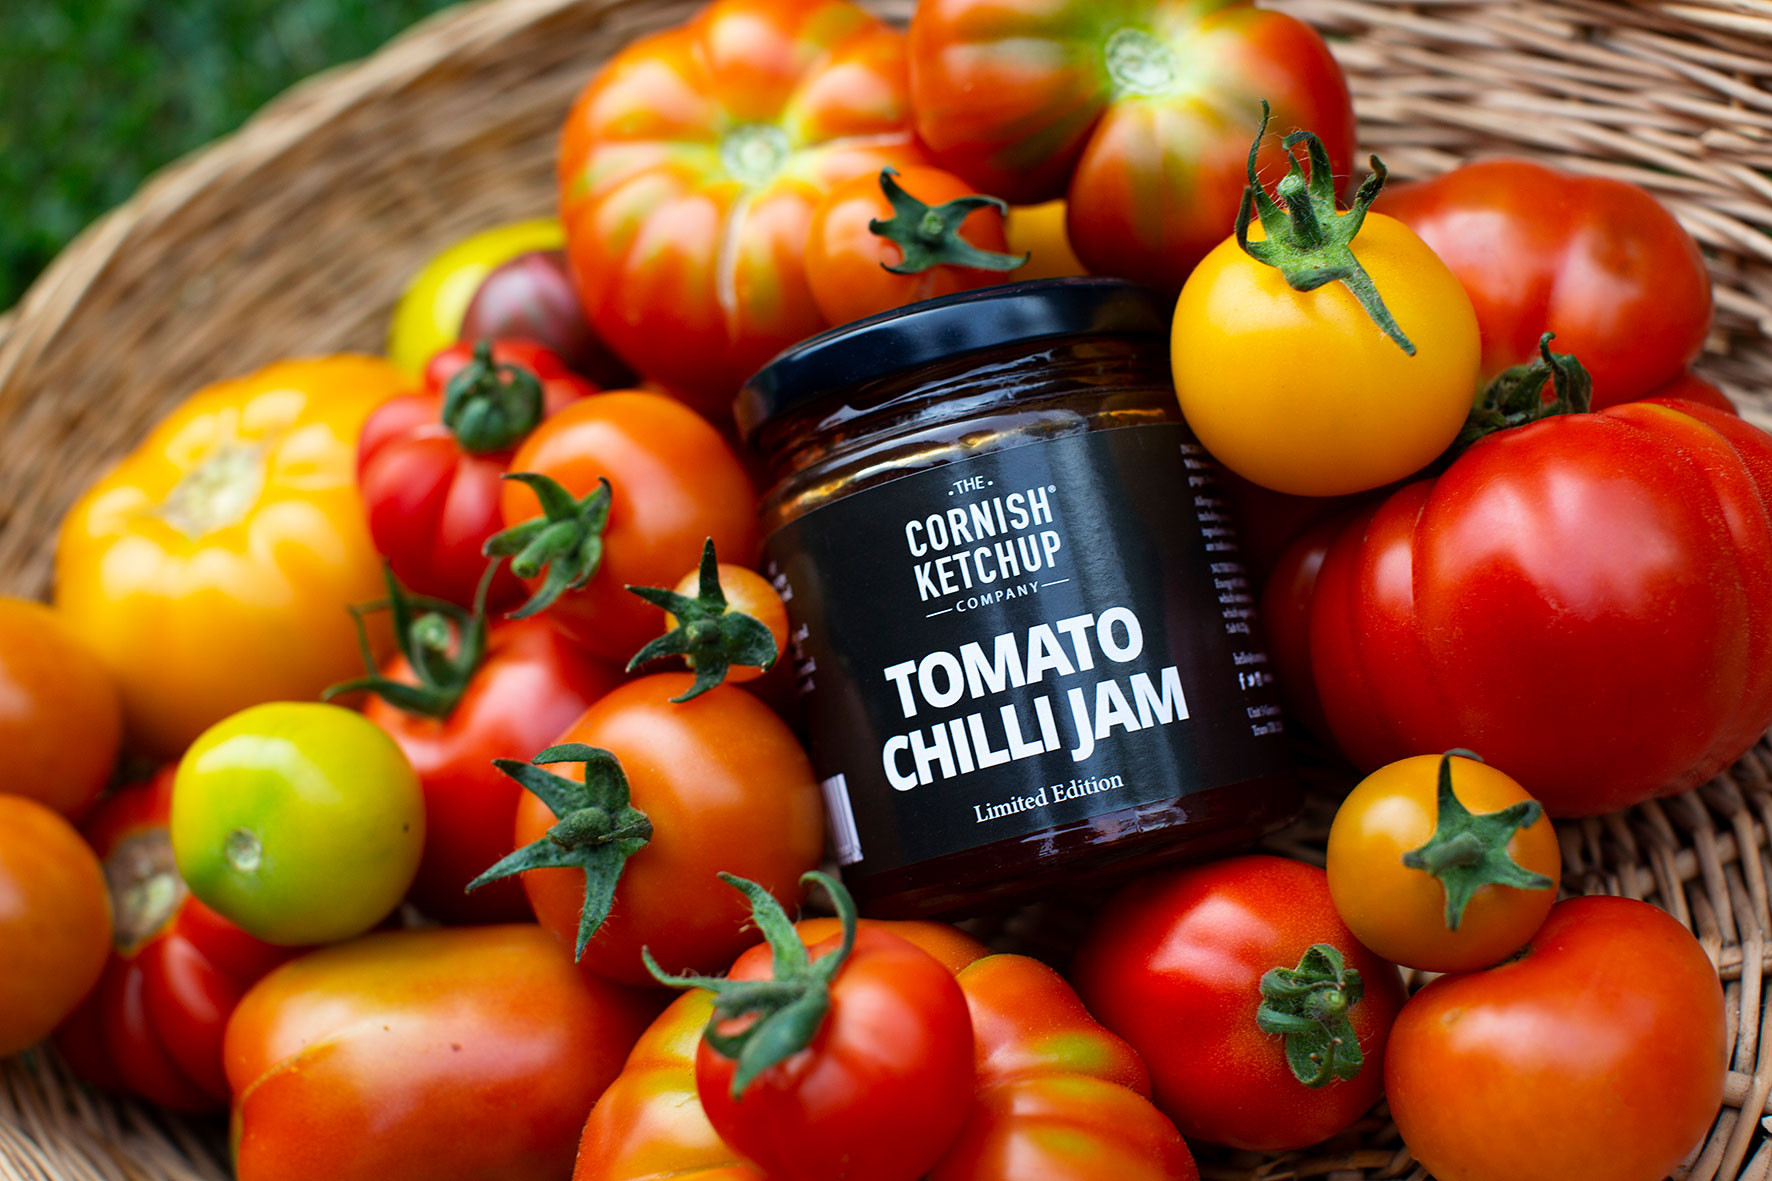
[2,0,1770,1178]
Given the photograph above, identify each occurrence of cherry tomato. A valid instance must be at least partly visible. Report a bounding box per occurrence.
[909,0,1354,287]
[1073,854,1407,1152]
[630,545,789,697]
[172,703,425,945]
[1386,896,1726,1181]
[358,608,624,925]
[495,391,759,666]
[460,250,637,390]
[1173,117,1479,497]
[1004,200,1087,282]
[225,924,661,1181]
[52,770,291,1109]
[805,167,1023,327]
[359,340,596,609]
[0,795,111,1057]
[558,0,925,398]
[503,673,824,986]
[0,597,121,818]
[1376,160,1712,409]
[1328,753,1560,974]
[388,218,565,377]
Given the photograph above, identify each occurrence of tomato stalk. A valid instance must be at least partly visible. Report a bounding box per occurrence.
[867,168,1027,276]
[625,538,779,702]
[324,562,498,718]
[1237,101,1413,355]
[1451,332,1593,455]
[441,340,547,454]
[467,744,653,959]
[483,472,612,618]
[1255,943,1366,1088]
[1401,751,1554,932]
[646,870,855,1098]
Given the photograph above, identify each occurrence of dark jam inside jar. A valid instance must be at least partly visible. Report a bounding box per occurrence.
[740,279,1298,918]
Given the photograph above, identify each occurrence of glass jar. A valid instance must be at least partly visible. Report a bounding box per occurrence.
[739,279,1298,918]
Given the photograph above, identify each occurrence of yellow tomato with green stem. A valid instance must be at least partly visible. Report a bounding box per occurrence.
[55,355,403,756]
[1172,107,1479,497]
[387,219,565,377]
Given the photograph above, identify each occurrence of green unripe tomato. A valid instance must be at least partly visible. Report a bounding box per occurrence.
[171,702,425,945]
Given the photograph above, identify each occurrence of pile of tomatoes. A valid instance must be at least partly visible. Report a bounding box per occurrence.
[0,0,1749,1179]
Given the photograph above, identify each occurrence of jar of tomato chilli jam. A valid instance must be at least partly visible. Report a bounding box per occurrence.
[738,279,1298,918]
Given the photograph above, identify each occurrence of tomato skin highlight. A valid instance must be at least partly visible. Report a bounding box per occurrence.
[1385,896,1726,1181]
[225,924,660,1181]
[1376,159,1712,409]
[364,616,624,925]
[1327,754,1560,974]
[695,929,977,1181]
[515,673,825,986]
[1073,854,1406,1152]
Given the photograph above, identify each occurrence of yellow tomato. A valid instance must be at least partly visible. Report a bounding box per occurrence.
[56,356,404,756]
[1327,752,1560,973]
[387,218,565,376]
[1005,200,1088,282]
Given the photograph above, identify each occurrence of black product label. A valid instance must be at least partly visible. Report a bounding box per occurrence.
[764,424,1288,881]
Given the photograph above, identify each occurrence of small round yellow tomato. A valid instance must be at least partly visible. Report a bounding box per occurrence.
[1172,116,1479,498]
[1327,752,1560,973]
[388,218,564,376]
[56,356,405,756]
[1006,201,1088,282]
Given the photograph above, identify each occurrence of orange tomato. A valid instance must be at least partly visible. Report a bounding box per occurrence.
[656,559,788,687]
[0,597,121,817]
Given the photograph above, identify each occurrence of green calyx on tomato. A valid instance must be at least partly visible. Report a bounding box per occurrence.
[1400,750,1554,932]
[468,743,653,958]
[867,168,1027,277]
[1237,101,1412,356]
[1255,943,1366,1088]
[647,870,855,1098]
[1452,332,1593,455]
[483,471,612,618]
[325,562,497,719]
[626,538,779,703]
[440,339,546,454]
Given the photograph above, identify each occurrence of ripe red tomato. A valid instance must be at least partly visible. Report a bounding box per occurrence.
[225,924,661,1181]
[359,339,595,609]
[500,673,824,986]
[558,0,926,399]
[1650,371,1737,415]
[1073,854,1407,1152]
[355,605,624,925]
[1304,395,1772,815]
[0,596,121,818]
[1376,159,1712,409]
[805,167,1023,327]
[53,770,292,1110]
[909,0,1354,287]
[1386,896,1725,1181]
[0,796,112,1057]
[688,884,976,1181]
[495,391,759,666]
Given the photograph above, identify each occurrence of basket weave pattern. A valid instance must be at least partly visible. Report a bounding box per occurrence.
[0,1,1769,1178]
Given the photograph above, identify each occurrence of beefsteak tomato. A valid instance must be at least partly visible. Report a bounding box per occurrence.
[1073,854,1407,1152]
[1376,159,1712,409]
[909,0,1354,287]
[56,355,405,756]
[225,924,660,1181]
[359,339,596,609]
[558,0,926,399]
[54,769,292,1110]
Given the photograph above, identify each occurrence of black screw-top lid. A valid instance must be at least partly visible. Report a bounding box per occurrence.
[735,278,1173,443]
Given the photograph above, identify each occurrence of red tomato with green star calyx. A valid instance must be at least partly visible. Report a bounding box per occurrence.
[909,0,1355,288]
[1385,896,1725,1181]
[558,0,927,398]
[1073,854,1407,1152]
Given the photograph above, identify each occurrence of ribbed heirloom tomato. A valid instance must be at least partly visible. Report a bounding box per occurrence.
[557,0,927,398]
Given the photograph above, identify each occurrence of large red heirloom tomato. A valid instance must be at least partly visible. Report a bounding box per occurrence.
[557,0,926,399]
[56,770,291,1111]
[909,0,1355,287]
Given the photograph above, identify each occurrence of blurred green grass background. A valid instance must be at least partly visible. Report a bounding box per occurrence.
[0,0,459,310]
